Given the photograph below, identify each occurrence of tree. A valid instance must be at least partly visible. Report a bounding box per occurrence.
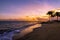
[47,11,54,21]
[55,12,60,21]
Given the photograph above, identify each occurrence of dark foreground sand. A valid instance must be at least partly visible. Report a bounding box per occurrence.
[16,22,60,40]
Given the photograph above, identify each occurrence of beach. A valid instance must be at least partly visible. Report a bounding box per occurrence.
[13,23,41,40]
[17,22,60,40]
[0,21,38,40]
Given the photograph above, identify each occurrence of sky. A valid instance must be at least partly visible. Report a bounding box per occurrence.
[0,0,60,19]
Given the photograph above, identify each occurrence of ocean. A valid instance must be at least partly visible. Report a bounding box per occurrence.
[0,21,41,40]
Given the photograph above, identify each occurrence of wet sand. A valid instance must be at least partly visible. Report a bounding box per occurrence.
[13,24,41,40]
[18,22,60,40]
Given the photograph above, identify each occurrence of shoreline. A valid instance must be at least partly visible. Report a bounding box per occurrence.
[17,22,60,40]
[13,24,41,40]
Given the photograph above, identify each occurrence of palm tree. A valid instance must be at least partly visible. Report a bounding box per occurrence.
[55,12,60,21]
[47,11,54,21]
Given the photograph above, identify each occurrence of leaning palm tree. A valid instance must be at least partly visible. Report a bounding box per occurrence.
[55,12,60,21]
[47,11,54,21]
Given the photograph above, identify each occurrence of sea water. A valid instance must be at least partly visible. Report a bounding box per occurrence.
[0,21,39,40]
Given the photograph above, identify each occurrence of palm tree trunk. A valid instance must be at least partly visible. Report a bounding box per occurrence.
[49,15,51,22]
[57,16,58,21]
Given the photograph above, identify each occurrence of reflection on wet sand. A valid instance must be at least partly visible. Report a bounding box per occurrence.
[14,24,41,40]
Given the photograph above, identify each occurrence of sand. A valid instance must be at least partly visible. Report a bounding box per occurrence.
[13,24,41,40]
[18,22,60,40]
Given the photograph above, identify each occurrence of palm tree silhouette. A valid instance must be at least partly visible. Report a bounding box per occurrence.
[55,12,60,21]
[47,11,54,21]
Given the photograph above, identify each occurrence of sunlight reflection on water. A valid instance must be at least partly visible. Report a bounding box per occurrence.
[0,22,41,40]
[14,24,42,39]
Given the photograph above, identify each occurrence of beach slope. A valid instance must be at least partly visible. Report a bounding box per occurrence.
[19,22,60,40]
